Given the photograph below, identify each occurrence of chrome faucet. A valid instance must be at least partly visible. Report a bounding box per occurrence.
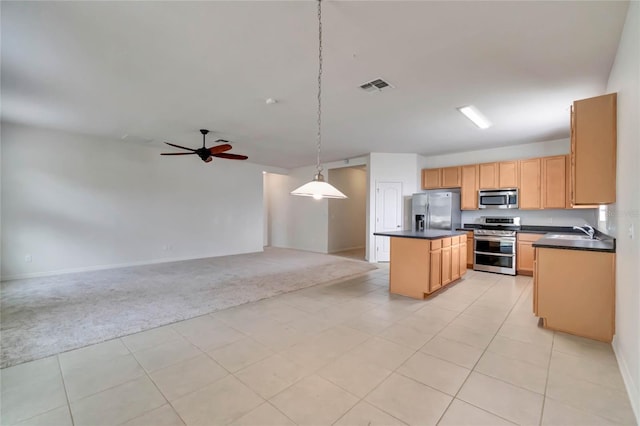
[573,224,595,239]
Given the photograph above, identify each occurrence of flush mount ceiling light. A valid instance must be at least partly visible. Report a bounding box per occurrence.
[457,105,493,129]
[291,0,347,201]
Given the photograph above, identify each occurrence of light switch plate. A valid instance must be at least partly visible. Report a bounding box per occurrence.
[629,224,634,239]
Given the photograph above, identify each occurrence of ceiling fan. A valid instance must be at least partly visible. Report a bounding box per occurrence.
[161,129,248,163]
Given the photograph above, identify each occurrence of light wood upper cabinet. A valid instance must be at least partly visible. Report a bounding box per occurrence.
[571,93,617,205]
[478,162,499,189]
[460,165,479,210]
[422,168,441,189]
[441,166,462,188]
[519,158,541,209]
[542,155,568,209]
[498,161,519,188]
[422,167,461,189]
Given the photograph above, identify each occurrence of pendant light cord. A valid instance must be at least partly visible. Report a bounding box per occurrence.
[316,0,323,177]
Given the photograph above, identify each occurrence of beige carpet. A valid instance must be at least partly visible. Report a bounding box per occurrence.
[0,248,377,368]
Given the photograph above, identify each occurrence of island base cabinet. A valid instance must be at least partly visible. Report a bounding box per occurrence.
[389,237,430,299]
[534,248,615,342]
[388,236,466,300]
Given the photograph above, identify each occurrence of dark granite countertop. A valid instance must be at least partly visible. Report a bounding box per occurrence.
[458,224,615,252]
[519,225,579,234]
[373,230,467,240]
[533,231,615,253]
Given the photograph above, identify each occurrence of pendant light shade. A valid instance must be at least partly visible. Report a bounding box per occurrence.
[290,172,347,200]
[291,0,347,201]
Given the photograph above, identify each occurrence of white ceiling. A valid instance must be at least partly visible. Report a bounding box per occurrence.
[1,1,629,169]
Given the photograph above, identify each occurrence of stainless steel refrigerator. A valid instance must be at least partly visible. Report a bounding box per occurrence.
[411,192,461,231]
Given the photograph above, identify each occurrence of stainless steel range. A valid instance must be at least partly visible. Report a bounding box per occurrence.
[473,216,521,275]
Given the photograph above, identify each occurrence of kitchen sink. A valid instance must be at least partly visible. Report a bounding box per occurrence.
[547,234,600,241]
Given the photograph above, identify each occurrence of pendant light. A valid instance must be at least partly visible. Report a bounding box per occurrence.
[291,0,347,200]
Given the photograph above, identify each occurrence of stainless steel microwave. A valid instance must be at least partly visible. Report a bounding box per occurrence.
[478,189,519,209]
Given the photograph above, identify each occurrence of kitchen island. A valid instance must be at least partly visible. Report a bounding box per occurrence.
[373,230,468,299]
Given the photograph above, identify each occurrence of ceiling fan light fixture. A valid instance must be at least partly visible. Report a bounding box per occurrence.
[291,0,347,201]
[457,105,492,129]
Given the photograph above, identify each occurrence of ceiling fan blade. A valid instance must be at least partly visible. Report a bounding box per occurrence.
[212,153,248,160]
[164,142,196,151]
[204,156,213,163]
[160,152,197,155]
[208,144,232,154]
[214,139,229,144]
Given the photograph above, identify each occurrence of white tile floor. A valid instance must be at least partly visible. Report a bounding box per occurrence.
[1,267,636,426]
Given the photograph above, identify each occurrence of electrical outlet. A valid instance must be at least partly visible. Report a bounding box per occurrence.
[25,254,32,263]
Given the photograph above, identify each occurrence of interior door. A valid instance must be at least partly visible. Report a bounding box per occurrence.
[375,181,403,262]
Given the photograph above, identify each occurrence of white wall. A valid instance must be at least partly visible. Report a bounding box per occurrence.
[368,153,420,262]
[266,157,368,254]
[462,209,597,228]
[327,167,367,253]
[1,122,269,280]
[420,138,570,169]
[605,1,640,420]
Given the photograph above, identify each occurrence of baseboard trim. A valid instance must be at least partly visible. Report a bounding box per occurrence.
[1,249,264,281]
[329,245,365,254]
[613,337,639,423]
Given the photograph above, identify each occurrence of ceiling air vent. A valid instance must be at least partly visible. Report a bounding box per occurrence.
[359,78,393,93]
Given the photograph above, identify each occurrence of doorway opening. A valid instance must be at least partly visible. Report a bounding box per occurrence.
[328,166,367,261]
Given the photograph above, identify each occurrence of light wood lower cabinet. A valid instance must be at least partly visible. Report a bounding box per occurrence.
[451,243,460,281]
[441,245,452,286]
[429,246,442,293]
[516,233,543,275]
[389,235,466,299]
[460,239,467,276]
[466,232,474,268]
[534,247,615,342]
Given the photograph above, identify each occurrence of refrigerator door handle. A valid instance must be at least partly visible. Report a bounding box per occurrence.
[426,203,430,230]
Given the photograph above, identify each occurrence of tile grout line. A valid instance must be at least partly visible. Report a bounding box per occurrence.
[433,274,532,425]
[431,275,510,424]
[538,330,556,426]
[338,273,504,425]
[55,354,76,426]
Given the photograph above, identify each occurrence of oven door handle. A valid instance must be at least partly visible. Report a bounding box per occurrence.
[474,236,516,243]
[474,251,515,257]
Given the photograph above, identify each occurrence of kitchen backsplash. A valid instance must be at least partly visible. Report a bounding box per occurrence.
[462,209,598,227]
